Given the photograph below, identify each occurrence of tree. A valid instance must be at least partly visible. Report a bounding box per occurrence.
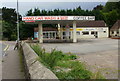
[2,7,17,24]
[102,1,120,27]
[26,9,33,16]
[66,9,73,16]
[2,7,22,40]
[103,10,119,27]
[92,10,104,20]
[2,21,17,40]
[33,8,40,16]
[93,4,104,10]
[59,9,66,16]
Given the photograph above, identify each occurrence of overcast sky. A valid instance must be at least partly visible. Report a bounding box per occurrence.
[1,2,106,16]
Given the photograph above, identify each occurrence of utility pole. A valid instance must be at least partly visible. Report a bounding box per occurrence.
[17,0,20,41]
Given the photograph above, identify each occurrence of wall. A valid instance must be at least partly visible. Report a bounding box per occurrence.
[21,42,59,80]
[110,28,120,37]
[67,27,109,39]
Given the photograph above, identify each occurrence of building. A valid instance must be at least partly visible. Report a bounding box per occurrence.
[110,20,120,37]
[34,20,109,39]
[62,20,108,39]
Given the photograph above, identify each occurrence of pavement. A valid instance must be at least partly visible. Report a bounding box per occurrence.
[0,41,3,81]
[2,41,25,79]
[40,38,119,79]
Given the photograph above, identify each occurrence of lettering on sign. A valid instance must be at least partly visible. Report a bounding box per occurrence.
[22,16,95,21]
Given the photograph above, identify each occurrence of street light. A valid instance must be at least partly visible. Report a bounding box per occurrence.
[17,0,20,41]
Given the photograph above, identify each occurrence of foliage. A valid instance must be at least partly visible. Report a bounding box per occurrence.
[2,21,17,40]
[2,7,21,40]
[31,44,104,80]
[102,2,120,27]
[26,6,104,20]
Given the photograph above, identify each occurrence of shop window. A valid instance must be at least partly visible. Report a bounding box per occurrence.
[43,33,45,35]
[111,31,114,34]
[82,31,89,35]
[63,32,66,35]
[76,31,80,35]
[91,31,95,34]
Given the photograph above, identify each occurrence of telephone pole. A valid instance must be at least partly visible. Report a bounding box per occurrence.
[17,0,20,41]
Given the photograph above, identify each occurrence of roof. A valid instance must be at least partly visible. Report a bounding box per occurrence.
[76,20,106,27]
[34,27,58,32]
[111,20,120,30]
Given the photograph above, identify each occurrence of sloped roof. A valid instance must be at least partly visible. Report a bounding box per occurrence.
[111,20,120,30]
[76,20,106,27]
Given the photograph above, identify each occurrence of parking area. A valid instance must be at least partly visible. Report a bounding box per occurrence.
[40,38,119,79]
[41,38,118,54]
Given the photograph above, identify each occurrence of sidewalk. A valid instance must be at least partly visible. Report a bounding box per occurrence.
[2,41,25,79]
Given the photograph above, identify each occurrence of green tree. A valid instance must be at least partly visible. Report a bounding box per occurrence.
[2,7,21,40]
[66,9,73,16]
[102,1,120,27]
[26,9,33,16]
[33,8,40,16]
[92,10,104,20]
[103,10,119,27]
[2,7,17,24]
[59,9,66,16]
[2,21,17,40]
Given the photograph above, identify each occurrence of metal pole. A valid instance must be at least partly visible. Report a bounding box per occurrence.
[17,0,19,41]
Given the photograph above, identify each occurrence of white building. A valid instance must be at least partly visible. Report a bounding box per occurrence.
[62,21,109,39]
[34,21,109,39]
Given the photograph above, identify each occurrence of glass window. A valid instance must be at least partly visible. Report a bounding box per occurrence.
[112,31,114,34]
[91,31,95,34]
[104,31,106,33]
[63,32,66,35]
[82,31,89,35]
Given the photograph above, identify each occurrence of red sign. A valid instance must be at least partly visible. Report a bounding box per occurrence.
[22,16,95,21]
[22,16,68,21]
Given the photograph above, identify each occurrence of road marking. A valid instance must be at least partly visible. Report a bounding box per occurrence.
[4,45,9,51]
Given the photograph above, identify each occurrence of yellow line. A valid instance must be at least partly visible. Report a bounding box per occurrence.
[4,45,9,51]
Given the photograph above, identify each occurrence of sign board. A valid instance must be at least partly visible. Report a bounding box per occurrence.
[22,16,95,21]
[34,32,38,38]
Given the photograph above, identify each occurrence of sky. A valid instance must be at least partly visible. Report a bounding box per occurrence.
[1,2,107,16]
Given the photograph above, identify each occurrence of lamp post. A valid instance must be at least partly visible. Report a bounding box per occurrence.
[17,0,20,41]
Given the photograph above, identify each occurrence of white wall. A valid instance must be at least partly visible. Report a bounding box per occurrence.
[110,28,120,37]
[69,27,109,39]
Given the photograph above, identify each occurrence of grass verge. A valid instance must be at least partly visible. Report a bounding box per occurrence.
[31,44,104,80]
